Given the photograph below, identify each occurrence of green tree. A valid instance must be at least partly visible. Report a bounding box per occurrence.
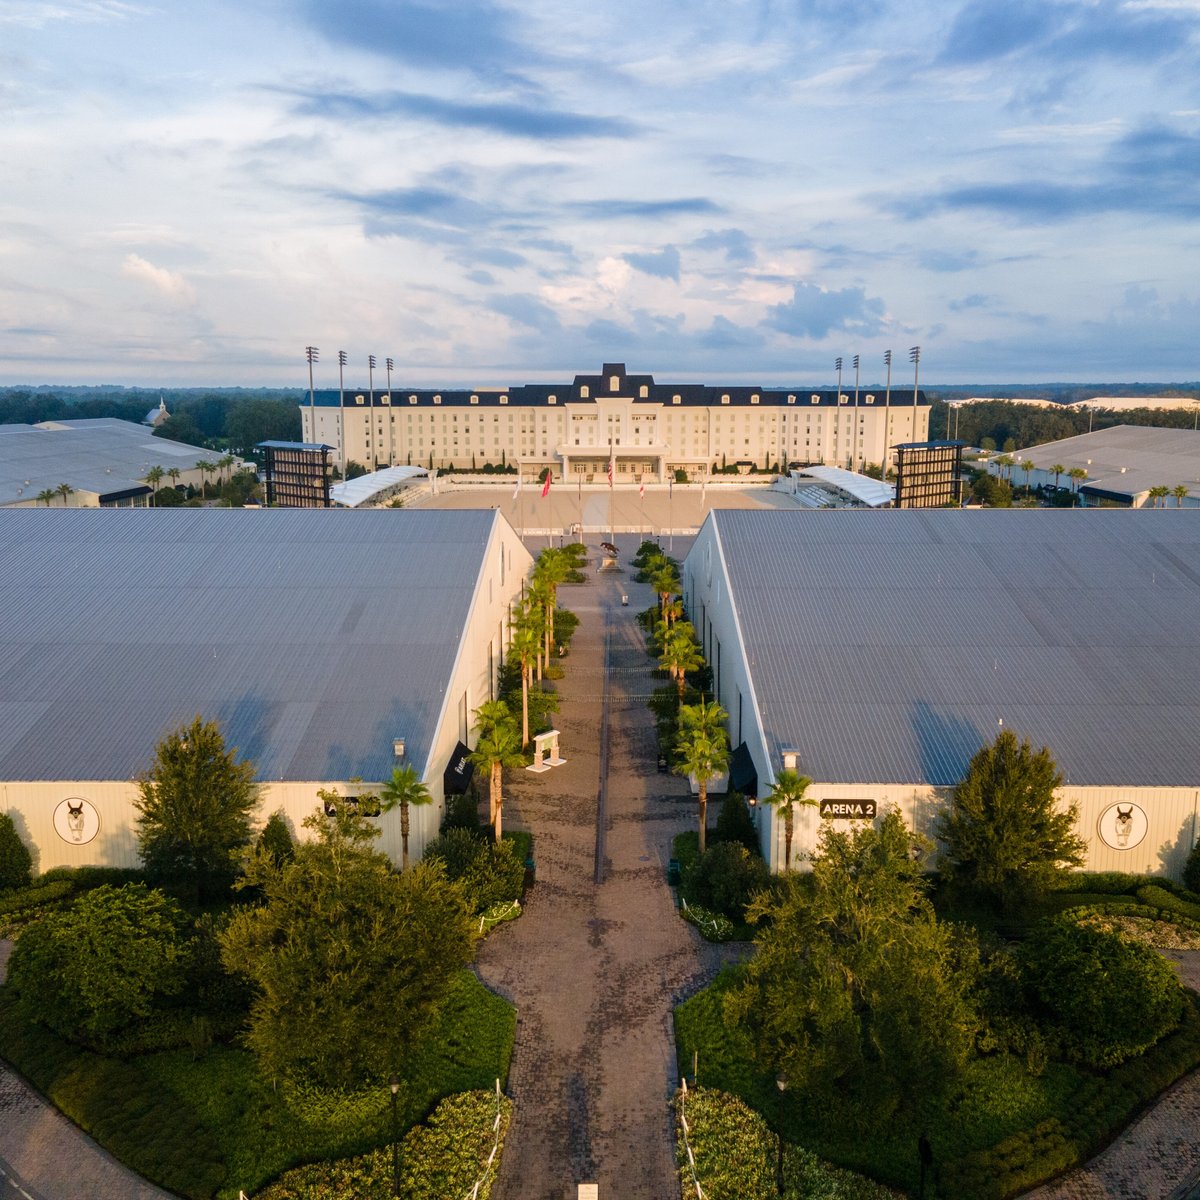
[1173,483,1190,507]
[674,699,730,854]
[144,464,164,502]
[255,810,295,867]
[134,716,259,902]
[1020,458,1035,489]
[7,883,192,1049]
[379,764,433,870]
[166,466,182,490]
[532,547,571,652]
[659,622,704,698]
[423,828,524,913]
[937,730,1085,915]
[1049,463,1066,490]
[220,809,474,1088]
[35,488,57,507]
[1148,484,1170,508]
[55,482,74,506]
[1068,466,1088,499]
[0,812,33,890]
[727,810,979,1128]
[470,702,524,842]
[761,768,814,871]
[509,612,540,747]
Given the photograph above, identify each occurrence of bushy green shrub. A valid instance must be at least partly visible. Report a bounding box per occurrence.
[256,811,295,867]
[38,864,146,890]
[715,793,759,853]
[680,901,735,942]
[440,790,482,833]
[783,1145,904,1199]
[1019,918,1183,1067]
[1184,842,1200,895]
[7,883,194,1050]
[253,1089,511,1200]
[683,842,770,921]
[0,813,32,891]
[1053,871,1148,895]
[1136,884,1200,922]
[422,829,525,913]
[674,1086,777,1200]
[0,879,74,916]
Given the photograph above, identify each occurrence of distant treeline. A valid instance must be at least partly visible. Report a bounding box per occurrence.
[925,397,1199,452]
[0,388,303,455]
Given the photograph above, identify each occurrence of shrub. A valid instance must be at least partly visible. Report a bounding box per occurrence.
[422,829,525,913]
[683,842,770,921]
[0,813,32,891]
[441,790,482,833]
[1019,918,1184,1067]
[715,793,759,853]
[7,883,193,1050]
[1184,841,1200,894]
[680,901,735,942]
[674,1085,777,1200]
[0,879,74,916]
[783,1145,904,1199]
[38,864,146,890]
[1136,884,1200,922]
[256,811,295,867]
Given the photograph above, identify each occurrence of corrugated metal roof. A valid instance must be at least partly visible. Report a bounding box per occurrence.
[0,508,500,783]
[702,508,1200,787]
[0,419,239,505]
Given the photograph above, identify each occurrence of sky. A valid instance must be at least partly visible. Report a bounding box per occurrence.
[2,0,1199,387]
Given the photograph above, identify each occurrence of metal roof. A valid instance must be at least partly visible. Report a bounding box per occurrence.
[700,508,1200,788]
[1012,426,1200,500]
[331,465,428,508]
[0,508,501,783]
[0,419,236,506]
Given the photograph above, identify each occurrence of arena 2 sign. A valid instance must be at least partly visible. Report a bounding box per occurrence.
[819,799,877,820]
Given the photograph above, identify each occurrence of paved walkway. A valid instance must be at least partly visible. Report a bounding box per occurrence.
[477,537,739,1200]
[0,940,175,1200]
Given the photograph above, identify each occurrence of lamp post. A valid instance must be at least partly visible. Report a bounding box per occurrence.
[852,354,861,472]
[305,346,319,444]
[389,1075,401,1197]
[908,346,921,441]
[834,356,843,468]
[368,355,378,471]
[883,349,893,480]
[337,350,348,478]
[386,356,396,465]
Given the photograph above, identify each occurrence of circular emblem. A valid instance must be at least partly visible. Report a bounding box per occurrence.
[53,797,101,846]
[1097,803,1147,852]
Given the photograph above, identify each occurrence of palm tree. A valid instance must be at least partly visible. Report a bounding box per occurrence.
[509,616,540,748]
[1173,484,1190,508]
[196,460,216,500]
[762,768,815,871]
[1068,467,1088,503]
[1148,485,1170,508]
[55,483,74,506]
[145,465,164,504]
[659,623,704,699]
[167,466,181,490]
[217,453,236,487]
[650,561,682,621]
[1020,459,1035,491]
[379,764,432,870]
[35,488,56,507]
[532,548,570,652]
[996,454,1015,483]
[673,698,730,854]
[1050,463,1066,491]
[469,704,524,842]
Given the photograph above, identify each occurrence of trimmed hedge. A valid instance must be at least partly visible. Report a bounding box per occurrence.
[675,1085,777,1200]
[0,880,74,916]
[253,1089,511,1200]
[0,992,225,1198]
[783,1145,904,1199]
[1136,885,1200,923]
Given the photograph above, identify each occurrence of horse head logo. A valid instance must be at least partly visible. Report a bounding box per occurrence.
[66,800,85,842]
[1115,806,1133,848]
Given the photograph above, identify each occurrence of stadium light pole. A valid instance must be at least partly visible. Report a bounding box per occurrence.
[834,356,843,469]
[852,354,861,472]
[368,355,377,471]
[305,346,319,444]
[337,350,348,478]
[908,346,921,442]
[883,349,893,480]
[386,357,395,465]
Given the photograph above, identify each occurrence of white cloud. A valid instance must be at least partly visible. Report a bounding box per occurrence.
[0,1,144,27]
[121,253,196,306]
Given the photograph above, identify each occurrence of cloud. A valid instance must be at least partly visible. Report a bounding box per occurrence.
[948,293,990,312]
[121,254,195,305]
[919,248,980,273]
[487,293,561,332]
[623,245,680,281]
[700,315,764,350]
[940,0,1058,62]
[692,228,755,265]
[332,186,500,233]
[0,1,142,28]
[573,198,723,220]
[766,281,885,339]
[288,88,637,140]
[297,0,533,74]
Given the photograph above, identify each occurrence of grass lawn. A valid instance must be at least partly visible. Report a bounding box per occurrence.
[0,970,514,1200]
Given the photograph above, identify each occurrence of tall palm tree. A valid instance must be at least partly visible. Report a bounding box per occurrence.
[35,488,56,507]
[217,453,236,487]
[1050,463,1066,491]
[379,764,432,870]
[509,616,540,747]
[469,705,524,842]
[1173,484,1190,508]
[1148,485,1170,508]
[674,699,730,854]
[55,482,74,506]
[532,548,570,652]
[659,623,703,699]
[1068,467,1088,504]
[650,561,682,620]
[762,768,815,871]
[167,467,181,490]
[195,461,211,500]
[145,465,164,504]
[1020,459,1035,490]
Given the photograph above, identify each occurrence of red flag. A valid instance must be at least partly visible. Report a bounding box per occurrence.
[541,472,552,498]
[607,460,613,487]
[639,480,645,500]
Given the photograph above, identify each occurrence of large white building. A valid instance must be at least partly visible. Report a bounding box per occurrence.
[683,508,1200,877]
[0,508,532,872]
[299,362,930,482]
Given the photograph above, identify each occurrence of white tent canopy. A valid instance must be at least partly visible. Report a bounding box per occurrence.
[788,465,894,508]
[330,465,428,508]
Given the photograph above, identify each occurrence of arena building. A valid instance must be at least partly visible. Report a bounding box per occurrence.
[0,508,531,872]
[682,508,1200,877]
[298,362,929,482]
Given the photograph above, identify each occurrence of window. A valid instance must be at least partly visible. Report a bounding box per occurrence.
[409,395,418,405]
[500,395,508,405]
[751,394,759,404]
[580,385,589,398]
[381,394,391,405]
[548,394,557,404]
[721,394,730,404]
[610,376,619,391]
[811,395,821,404]
[470,395,479,404]
[788,394,796,404]
[355,395,365,405]
[673,395,681,405]
[639,385,648,398]
[434,395,442,405]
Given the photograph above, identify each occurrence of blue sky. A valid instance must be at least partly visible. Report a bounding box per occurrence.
[2,0,1199,385]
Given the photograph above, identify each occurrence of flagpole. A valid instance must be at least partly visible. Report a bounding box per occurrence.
[669,476,674,554]
[608,434,614,546]
[577,472,583,541]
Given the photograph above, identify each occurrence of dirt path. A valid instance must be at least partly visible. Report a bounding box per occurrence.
[476,539,738,1200]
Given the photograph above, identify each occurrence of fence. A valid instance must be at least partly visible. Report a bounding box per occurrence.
[461,1078,507,1200]
[677,1077,707,1199]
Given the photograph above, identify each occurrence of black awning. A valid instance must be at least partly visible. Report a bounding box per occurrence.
[444,741,475,795]
[729,742,758,797]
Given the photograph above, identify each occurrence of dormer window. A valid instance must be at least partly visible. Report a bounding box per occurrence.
[580,386,589,398]
[865,394,875,404]
[787,395,796,405]
[470,395,479,404]
[672,395,681,405]
[500,395,509,405]
[810,395,821,404]
[355,395,365,404]
[409,395,418,404]
[548,395,557,404]
[639,385,648,398]
[750,394,759,404]
[721,394,730,404]
[433,395,442,405]
[381,394,391,405]
[610,376,620,392]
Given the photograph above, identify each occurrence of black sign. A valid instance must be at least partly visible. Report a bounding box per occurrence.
[819,799,877,820]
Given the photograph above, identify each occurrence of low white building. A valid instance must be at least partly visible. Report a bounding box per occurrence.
[682,508,1200,877]
[0,508,532,872]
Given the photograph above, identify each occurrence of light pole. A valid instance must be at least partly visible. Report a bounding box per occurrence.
[852,354,861,472]
[386,356,395,465]
[389,1075,401,1197]
[883,349,893,479]
[368,355,378,471]
[834,356,843,468]
[908,346,921,442]
[305,346,319,444]
[337,350,348,478]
